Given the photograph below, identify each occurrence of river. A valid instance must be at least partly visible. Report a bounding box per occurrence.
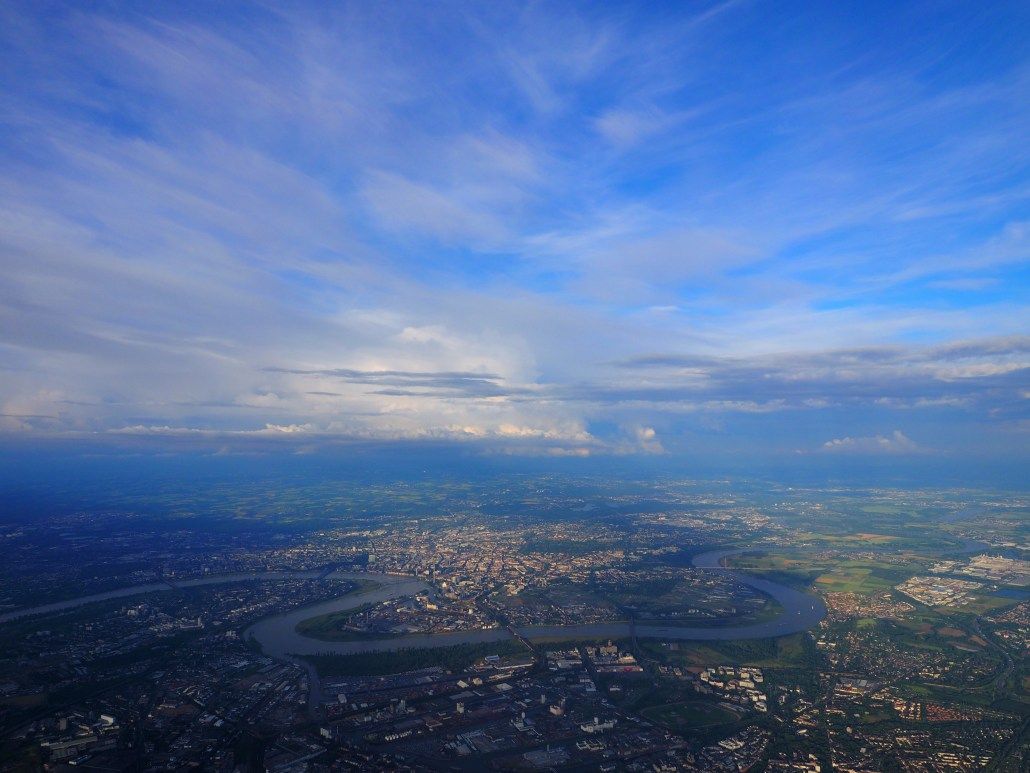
[1,549,826,650]
[241,549,826,659]
[0,548,827,718]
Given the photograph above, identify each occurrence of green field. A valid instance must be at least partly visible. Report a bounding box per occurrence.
[292,580,384,640]
[813,566,900,594]
[797,530,901,545]
[728,551,922,595]
[946,593,1019,616]
[641,632,817,669]
[642,700,739,730]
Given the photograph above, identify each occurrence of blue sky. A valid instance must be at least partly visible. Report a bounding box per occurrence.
[0,1,1027,472]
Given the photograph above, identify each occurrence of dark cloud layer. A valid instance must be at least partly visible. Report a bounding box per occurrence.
[605,338,1028,410]
[266,367,523,398]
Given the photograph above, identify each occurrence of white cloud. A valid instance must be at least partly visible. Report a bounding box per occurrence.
[0,2,1026,466]
[633,425,664,454]
[361,171,510,246]
[594,107,669,146]
[821,430,919,455]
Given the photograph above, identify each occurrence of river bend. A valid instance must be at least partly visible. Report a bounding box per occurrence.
[1,550,827,654]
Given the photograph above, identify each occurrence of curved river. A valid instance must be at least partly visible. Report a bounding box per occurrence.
[1,550,827,654]
[247,548,827,658]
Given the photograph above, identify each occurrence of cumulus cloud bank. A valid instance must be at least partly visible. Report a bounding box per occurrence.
[821,430,919,455]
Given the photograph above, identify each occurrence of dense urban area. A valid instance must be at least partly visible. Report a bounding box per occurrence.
[0,475,1026,771]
